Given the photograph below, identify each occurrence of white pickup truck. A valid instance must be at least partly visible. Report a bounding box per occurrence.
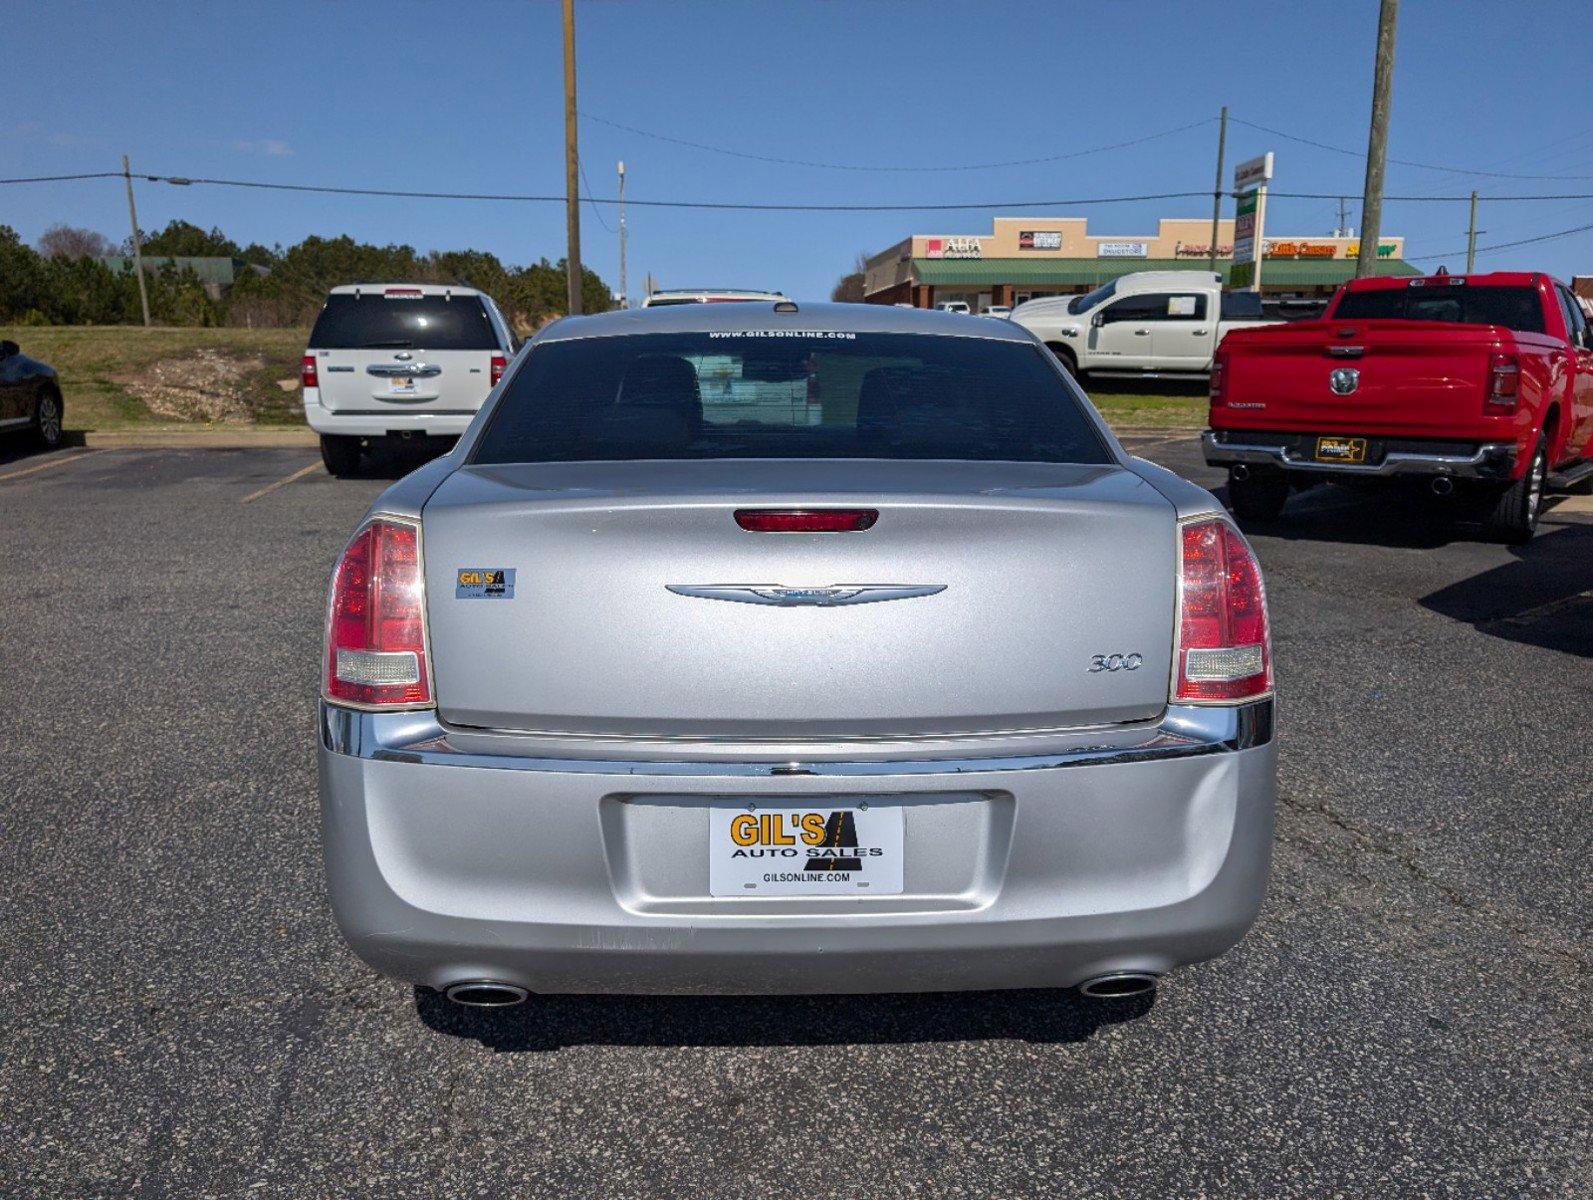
[1011,271,1278,380]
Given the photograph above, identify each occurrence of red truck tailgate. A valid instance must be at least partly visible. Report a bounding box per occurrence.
[1214,320,1511,438]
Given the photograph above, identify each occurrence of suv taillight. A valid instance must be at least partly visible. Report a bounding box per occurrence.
[490,353,507,386]
[1174,517,1272,704]
[325,517,432,710]
[301,353,319,390]
[1485,353,1519,412]
[1209,354,1225,403]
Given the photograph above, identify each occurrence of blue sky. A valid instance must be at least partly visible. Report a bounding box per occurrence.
[6,0,1592,300]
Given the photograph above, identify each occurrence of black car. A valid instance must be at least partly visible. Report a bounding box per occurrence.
[1,339,64,449]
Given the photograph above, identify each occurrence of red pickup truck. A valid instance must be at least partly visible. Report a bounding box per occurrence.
[1204,271,1593,542]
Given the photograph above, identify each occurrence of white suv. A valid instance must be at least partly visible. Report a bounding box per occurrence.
[302,283,517,475]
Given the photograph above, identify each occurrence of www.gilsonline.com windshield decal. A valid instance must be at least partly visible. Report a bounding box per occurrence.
[706,330,858,339]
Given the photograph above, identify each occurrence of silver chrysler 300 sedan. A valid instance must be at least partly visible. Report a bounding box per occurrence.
[318,301,1276,1007]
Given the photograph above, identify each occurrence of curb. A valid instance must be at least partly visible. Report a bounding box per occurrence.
[81,428,319,449]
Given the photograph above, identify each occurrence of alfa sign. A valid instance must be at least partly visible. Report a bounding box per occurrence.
[925,236,982,259]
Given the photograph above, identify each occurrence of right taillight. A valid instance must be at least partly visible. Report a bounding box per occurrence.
[324,517,433,710]
[1174,517,1272,704]
[1485,353,1518,412]
[301,353,319,390]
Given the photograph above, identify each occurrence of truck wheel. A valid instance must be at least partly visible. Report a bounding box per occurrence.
[1046,344,1080,378]
[319,435,363,477]
[32,388,63,449]
[1478,434,1546,544]
[1226,468,1290,522]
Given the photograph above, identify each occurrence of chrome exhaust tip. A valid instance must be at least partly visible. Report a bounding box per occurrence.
[443,981,529,1008]
[1077,972,1160,999]
[1230,464,1252,482]
[1430,476,1454,495]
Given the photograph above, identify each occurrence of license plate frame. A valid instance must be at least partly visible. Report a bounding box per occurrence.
[1315,435,1368,464]
[708,803,905,897]
[388,375,417,395]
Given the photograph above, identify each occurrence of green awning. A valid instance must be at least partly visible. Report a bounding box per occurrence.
[911,256,1418,289]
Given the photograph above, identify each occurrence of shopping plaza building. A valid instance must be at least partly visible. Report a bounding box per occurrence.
[863,216,1415,310]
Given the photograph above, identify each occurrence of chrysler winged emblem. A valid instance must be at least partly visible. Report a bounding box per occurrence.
[666,584,946,607]
[1329,367,1360,395]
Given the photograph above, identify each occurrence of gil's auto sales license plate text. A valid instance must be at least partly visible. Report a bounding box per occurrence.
[708,804,904,896]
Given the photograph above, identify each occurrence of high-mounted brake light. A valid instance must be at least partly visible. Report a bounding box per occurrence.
[490,352,507,386]
[1485,353,1519,412]
[301,353,319,390]
[384,287,424,298]
[325,517,432,709]
[734,509,878,533]
[1174,517,1272,704]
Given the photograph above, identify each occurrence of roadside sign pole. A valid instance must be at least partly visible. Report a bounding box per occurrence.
[1208,106,1228,277]
[121,155,151,327]
[1230,152,1273,293]
[1356,0,1399,278]
[562,0,583,315]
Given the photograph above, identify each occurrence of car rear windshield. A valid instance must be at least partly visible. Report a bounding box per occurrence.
[1332,284,1545,333]
[308,294,498,350]
[470,331,1110,465]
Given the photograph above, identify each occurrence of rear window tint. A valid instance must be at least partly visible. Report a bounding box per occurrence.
[1332,284,1545,333]
[471,331,1109,465]
[308,294,498,350]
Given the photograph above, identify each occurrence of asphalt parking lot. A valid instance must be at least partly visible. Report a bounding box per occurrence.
[1,434,1587,1198]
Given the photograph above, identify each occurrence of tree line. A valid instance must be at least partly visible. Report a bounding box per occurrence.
[0,220,614,330]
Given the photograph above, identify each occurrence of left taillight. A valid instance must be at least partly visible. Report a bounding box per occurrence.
[301,353,319,390]
[490,353,507,386]
[324,517,432,710]
[1173,516,1272,704]
[1485,352,1518,412]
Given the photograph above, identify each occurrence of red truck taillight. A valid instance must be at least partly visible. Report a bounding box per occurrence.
[1485,353,1519,412]
[490,353,507,386]
[1174,517,1272,704]
[301,354,319,390]
[1209,355,1226,403]
[324,517,433,710]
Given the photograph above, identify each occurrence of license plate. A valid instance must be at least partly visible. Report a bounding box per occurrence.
[708,803,904,896]
[1315,436,1367,463]
[388,375,416,394]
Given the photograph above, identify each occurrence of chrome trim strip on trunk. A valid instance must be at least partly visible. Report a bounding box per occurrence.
[366,363,443,378]
[320,699,1273,777]
[1202,431,1515,478]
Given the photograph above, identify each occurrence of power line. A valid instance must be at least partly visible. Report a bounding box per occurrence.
[1404,218,1593,262]
[579,110,1217,172]
[576,157,613,232]
[1230,116,1593,181]
[0,171,123,184]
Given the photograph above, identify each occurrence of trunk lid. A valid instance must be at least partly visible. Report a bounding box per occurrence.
[1216,320,1512,437]
[419,460,1177,739]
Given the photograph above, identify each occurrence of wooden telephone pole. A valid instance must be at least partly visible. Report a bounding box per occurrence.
[1356,0,1399,278]
[121,156,151,327]
[562,0,583,315]
[1207,107,1228,275]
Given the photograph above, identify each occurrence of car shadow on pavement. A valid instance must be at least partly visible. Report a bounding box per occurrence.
[1226,481,1527,550]
[413,986,1154,1053]
[1418,522,1593,657]
[0,430,87,468]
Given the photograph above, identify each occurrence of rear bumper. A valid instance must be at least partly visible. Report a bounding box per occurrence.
[304,393,479,438]
[1202,430,1517,480]
[318,699,1278,995]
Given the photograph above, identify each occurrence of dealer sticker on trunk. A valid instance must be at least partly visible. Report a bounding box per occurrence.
[708,804,905,896]
[455,568,515,599]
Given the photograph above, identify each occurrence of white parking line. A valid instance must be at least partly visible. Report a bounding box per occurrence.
[1120,433,1195,451]
[242,460,321,504]
[0,449,98,485]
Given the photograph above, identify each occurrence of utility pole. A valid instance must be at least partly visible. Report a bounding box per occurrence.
[121,155,151,327]
[617,160,628,309]
[562,0,583,315]
[1207,106,1228,275]
[1465,189,1479,272]
[1356,0,1399,278]
[1336,196,1351,238]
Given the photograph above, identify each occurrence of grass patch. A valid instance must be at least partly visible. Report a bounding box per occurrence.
[0,325,308,432]
[1084,378,1208,430]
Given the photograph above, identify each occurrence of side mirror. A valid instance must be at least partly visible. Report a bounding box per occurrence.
[0,340,18,359]
[1090,313,1105,328]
